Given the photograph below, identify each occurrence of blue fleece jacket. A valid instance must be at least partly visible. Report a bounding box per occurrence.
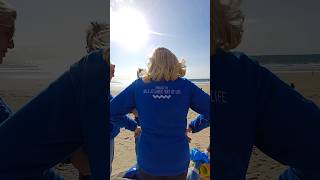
[110,94,120,139]
[110,78,210,176]
[110,94,137,139]
[212,48,320,180]
[188,114,210,133]
[0,50,110,180]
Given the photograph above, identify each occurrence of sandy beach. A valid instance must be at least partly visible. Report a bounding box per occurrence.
[0,64,319,179]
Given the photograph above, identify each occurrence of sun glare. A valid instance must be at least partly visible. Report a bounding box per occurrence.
[111,7,150,51]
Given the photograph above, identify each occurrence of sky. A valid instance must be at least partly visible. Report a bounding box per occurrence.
[237,0,320,55]
[110,0,210,82]
[3,0,320,78]
[4,0,108,76]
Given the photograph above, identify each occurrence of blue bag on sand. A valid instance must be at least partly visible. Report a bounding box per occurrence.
[190,148,210,166]
[187,148,210,180]
[123,164,140,180]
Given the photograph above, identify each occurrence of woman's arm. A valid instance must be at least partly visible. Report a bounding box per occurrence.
[188,114,210,133]
[111,114,137,131]
[110,80,138,131]
[188,81,211,132]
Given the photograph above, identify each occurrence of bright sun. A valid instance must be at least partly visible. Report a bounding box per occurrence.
[111,7,150,51]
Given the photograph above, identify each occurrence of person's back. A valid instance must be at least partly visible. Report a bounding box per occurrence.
[213,47,320,180]
[211,48,260,179]
[110,47,210,179]
[211,2,320,179]
[134,77,208,175]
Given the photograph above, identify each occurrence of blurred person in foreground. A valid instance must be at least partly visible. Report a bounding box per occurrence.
[0,7,112,179]
[211,0,320,179]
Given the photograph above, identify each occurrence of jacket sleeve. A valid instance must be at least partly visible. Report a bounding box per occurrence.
[255,59,320,172]
[111,114,137,131]
[110,81,138,131]
[188,81,211,132]
[188,114,210,133]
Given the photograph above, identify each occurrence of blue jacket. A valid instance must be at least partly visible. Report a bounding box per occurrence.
[0,50,110,180]
[212,48,320,180]
[110,94,120,139]
[110,94,137,139]
[110,78,210,176]
[188,114,209,133]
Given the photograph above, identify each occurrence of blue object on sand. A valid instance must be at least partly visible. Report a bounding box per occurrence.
[123,164,140,180]
[190,148,210,166]
[188,148,210,180]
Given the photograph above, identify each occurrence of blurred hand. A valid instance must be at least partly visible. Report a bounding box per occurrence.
[131,109,139,118]
[186,127,192,133]
[186,128,192,143]
[70,148,91,176]
[186,135,192,143]
[134,126,142,138]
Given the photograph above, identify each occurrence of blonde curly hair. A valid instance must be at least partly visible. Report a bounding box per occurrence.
[86,22,109,53]
[143,47,186,83]
[211,0,244,54]
[85,22,109,65]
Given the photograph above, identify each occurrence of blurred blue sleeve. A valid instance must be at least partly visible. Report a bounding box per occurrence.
[188,81,210,133]
[189,114,210,133]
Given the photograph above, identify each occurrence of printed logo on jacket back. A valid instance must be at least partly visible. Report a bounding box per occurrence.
[143,86,181,100]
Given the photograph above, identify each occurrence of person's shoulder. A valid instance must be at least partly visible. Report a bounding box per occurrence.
[178,77,191,84]
[86,49,105,62]
[233,51,260,66]
[71,49,107,70]
[216,48,259,65]
[133,78,143,84]
[177,77,197,89]
[128,78,143,88]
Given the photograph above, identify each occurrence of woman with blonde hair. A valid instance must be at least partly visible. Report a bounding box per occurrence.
[110,47,210,179]
[211,0,320,180]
